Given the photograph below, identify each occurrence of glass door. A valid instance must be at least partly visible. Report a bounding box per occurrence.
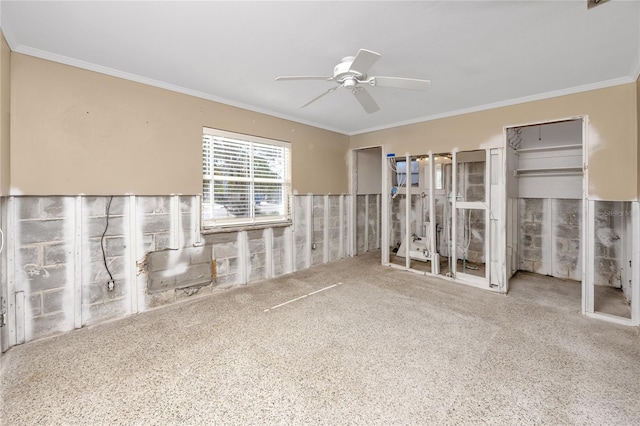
[451,150,491,288]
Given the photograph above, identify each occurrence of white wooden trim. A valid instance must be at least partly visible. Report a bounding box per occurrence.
[265,227,274,278]
[381,151,390,265]
[239,231,249,284]
[451,152,457,277]
[193,195,203,247]
[376,194,381,250]
[73,196,82,329]
[170,195,180,249]
[7,197,16,346]
[429,153,438,275]
[364,194,369,252]
[339,195,345,259]
[584,200,595,315]
[15,291,24,345]
[323,195,329,263]
[306,195,313,267]
[405,155,411,269]
[128,195,140,314]
[631,202,640,325]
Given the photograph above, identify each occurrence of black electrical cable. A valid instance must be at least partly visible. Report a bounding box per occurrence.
[101,196,115,290]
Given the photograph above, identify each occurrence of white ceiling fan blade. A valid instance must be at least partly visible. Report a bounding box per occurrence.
[301,84,342,109]
[348,49,381,74]
[276,76,333,81]
[372,76,431,91]
[352,87,379,114]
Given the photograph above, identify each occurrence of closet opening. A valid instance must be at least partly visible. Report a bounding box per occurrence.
[506,118,634,322]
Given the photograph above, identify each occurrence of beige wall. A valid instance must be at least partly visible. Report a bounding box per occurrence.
[351,84,638,201]
[0,33,10,195]
[10,53,349,195]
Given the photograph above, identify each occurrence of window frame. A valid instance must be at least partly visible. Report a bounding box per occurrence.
[202,127,292,230]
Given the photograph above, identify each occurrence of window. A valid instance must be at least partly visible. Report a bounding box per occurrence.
[395,160,419,187]
[202,128,291,228]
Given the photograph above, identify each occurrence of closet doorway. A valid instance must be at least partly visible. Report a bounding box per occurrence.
[506,118,632,323]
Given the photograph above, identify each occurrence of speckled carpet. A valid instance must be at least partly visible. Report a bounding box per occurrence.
[2,252,639,425]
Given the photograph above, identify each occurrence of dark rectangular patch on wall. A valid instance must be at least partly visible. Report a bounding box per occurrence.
[146,246,213,294]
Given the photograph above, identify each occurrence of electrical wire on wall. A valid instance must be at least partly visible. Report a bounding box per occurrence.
[101,196,116,291]
[388,157,407,198]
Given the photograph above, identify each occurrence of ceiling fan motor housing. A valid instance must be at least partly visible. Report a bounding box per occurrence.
[334,56,365,85]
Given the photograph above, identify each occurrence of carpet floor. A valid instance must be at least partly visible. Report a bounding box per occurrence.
[2,251,639,425]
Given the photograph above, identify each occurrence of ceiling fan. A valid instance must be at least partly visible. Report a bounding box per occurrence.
[275,49,431,114]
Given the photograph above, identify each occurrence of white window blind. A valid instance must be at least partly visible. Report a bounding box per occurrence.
[202,128,291,227]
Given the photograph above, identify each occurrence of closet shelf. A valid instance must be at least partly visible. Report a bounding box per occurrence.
[515,144,582,154]
[514,166,583,177]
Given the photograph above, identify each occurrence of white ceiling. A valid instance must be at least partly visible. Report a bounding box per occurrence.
[2,1,639,135]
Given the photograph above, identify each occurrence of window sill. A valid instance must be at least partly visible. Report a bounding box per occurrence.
[201,221,292,234]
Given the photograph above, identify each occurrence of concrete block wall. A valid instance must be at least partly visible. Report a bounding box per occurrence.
[553,199,582,280]
[3,193,350,347]
[327,196,346,262]
[312,196,326,266]
[457,161,486,202]
[293,195,310,271]
[208,195,348,287]
[519,198,547,275]
[593,201,629,299]
[390,193,422,250]
[356,195,366,254]
[458,208,485,264]
[367,195,380,251]
[518,198,581,281]
[356,194,381,254]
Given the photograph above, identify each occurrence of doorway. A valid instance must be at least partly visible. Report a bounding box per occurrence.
[352,147,382,256]
[384,149,501,291]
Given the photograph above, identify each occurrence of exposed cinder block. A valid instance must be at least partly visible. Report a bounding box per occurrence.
[215,273,239,288]
[43,243,72,266]
[176,282,212,301]
[190,246,212,265]
[105,237,127,257]
[146,249,212,294]
[83,299,128,326]
[83,197,107,217]
[176,263,211,287]
[140,214,171,234]
[139,196,170,214]
[20,219,69,245]
[249,266,266,282]
[213,241,238,259]
[29,294,42,317]
[86,216,125,239]
[43,289,66,314]
[147,250,190,273]
[18,197,41,220]
[147,273,177,293]
[82,281,105,305]
[248,238,265,253]
[250,252,265,269]
[19,246,40,265]
[147,289,176,309]
[24,265,68,292]
[41,197,69,219]
[180,196,194,213]
[154,232,171,251]
[216,258,229,276]
[89,257,127,284]
[31,312,73,340]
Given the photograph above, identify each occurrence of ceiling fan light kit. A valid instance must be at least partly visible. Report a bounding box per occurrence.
[276,49,431,114]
